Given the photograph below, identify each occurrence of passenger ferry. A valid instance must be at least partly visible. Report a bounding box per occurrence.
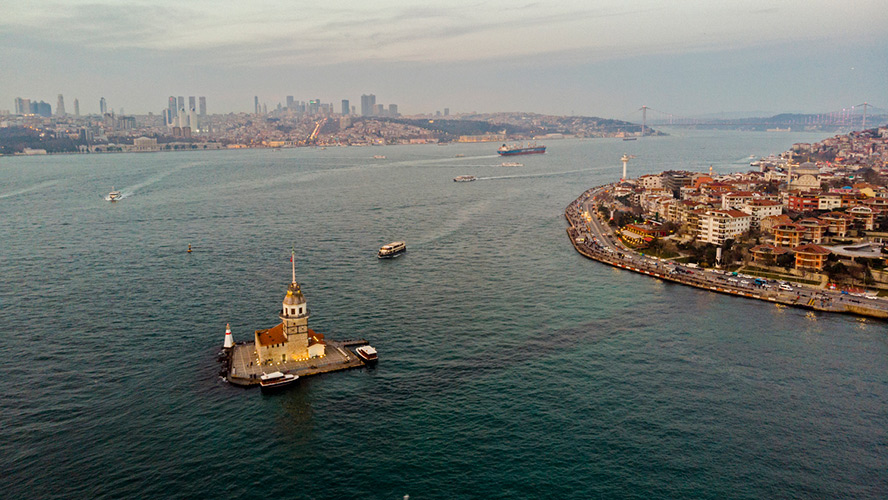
[107,188,122,202]
[355,345,378,363]
[378,241,407,259]
[453,175,477,182]
[259,371,299,391]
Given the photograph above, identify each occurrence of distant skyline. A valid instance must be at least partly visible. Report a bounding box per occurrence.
[2,0,887,118]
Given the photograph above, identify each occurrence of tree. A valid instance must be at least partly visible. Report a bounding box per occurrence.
[776,252,795,270]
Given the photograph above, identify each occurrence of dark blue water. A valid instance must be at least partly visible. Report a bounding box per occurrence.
[1,131,886,499]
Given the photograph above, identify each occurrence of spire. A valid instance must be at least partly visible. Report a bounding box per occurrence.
[291,247,296,285]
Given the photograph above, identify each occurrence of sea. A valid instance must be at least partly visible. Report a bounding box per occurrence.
[1,130,886,499]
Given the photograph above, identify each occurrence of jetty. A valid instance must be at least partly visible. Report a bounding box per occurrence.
[224,339,370,387]
[565,186,888,321]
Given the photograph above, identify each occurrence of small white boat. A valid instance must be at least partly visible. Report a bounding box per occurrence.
[355,345,378,363]
[501,162,523,167]
[378,241,406,259]
[259,371,299,390]
[453,175,476,182]
[373,155,386,159]
[107,188,122,202]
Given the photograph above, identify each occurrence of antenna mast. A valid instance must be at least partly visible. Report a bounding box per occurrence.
[291,247,296,284]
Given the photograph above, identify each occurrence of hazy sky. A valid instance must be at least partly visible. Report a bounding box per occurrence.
[3,0,886,118]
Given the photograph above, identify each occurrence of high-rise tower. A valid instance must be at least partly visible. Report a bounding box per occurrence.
[100,97,107,115]
[188,96,196,112]
[254,96,259,114]
[361,94,375,116]
[73,98,80,117]
[341,99,349,115]
[168,96,177,118]
[56,94,65,116]
[199,96,206,116]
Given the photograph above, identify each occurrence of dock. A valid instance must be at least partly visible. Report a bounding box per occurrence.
[225,339,370,387]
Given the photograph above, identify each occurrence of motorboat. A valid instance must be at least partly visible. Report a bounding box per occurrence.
[259,371,299,391]
[107,188,122,202]
[355,345,378,363]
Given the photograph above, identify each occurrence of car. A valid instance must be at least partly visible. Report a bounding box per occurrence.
[779,284,793,291]
[739,280,750,286]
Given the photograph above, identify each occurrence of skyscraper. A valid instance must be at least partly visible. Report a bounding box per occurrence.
[444,108,450,116]
[56,94,65,116]
[188,96,196,111]
[73,98,80,117]
[388,104,398,117]
[177,96,185,113]
[361,94,375,116]
[254,96,259,114]
[168,96,177,118]
[14,97,26,114]
[199,96,206,116]
[100,97,107,115]
[341,99,349,115]
[286,96,294,109]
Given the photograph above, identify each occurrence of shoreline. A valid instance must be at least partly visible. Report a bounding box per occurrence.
[565,186,888,321]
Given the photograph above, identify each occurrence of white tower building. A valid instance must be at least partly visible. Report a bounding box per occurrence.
[621,154,630,180]
[223,323,234,349]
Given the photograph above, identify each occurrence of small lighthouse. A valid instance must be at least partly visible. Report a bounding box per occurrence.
[223,323,234,349]
[621,154,630,180]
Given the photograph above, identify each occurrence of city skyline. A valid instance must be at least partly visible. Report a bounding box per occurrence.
[2,1,887,117]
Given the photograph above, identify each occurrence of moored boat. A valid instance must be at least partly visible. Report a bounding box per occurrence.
[259,371,299,390]
[453,175,476,182]
[355,345,378,363]
[497,143,546,156]
[378,241,406,259]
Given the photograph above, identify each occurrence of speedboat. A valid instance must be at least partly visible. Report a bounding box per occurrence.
[259,371,299,391]
[355,345,378,363]
[107,188,122,202]
[453,175,476,182]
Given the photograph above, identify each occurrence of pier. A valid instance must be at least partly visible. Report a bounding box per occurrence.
[565,187,888,321]
[225,339,370,387]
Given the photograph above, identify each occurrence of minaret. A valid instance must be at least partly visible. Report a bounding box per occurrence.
[223,323,234,349]
[280,249,309,355]
[621,154,630,180]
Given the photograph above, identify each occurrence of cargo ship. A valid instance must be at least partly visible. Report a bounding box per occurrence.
[497,143,546,156]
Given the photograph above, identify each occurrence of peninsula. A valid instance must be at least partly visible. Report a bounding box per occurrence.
[566,126,888,320]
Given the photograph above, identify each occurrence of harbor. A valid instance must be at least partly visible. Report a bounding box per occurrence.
[566,186,888,320]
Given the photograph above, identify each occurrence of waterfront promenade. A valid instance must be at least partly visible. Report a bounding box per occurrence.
[226,340,370,386]
[566,186,888,320]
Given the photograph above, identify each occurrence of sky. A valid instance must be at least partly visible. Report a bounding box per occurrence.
[2,0,887,119]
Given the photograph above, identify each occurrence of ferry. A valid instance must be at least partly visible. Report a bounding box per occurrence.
[355,345,378,363]
[501,162,523,167]
[622,137,637,141]
[497,143,546,156]
[259,371,299,391]
[453,175,477,182]
[107,188,122,202]
[378,241,407,259]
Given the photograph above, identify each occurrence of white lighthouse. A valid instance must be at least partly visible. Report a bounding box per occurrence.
[621,154,630,180]
[223,323,234,349]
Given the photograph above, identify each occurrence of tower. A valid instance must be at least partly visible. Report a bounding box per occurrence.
[100,97,107,115]
[73,98,80,117]
[341,99,349,115]
[621,153,630,180]
[223,323,234,349]
[168,96,177,119]
[199,96,206,116]
[56,94,65,116]
[279,249,309,353]
[254,96,259,114]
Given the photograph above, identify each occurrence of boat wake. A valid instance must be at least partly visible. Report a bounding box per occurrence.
[476,167,598,181]
[111,161,205,200]
[0,180,59,199]
[411,199,492,246]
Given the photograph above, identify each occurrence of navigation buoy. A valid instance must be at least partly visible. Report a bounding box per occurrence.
[187,244,192,253]
[223,323,234,349]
